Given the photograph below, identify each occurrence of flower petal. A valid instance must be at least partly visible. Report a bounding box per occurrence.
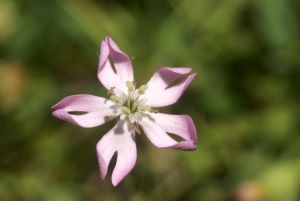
[140,113,197,150]
[144,67,197,107]
[96,120,136,186]
[52,94,114,128]
[98,36,134,91]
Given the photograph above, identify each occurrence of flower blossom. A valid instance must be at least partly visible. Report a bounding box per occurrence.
[52,36,198,186]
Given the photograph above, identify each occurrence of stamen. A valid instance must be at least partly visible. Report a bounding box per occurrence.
[106,115,115,120]
[126,98,131,108]
[126,81,135,91]
[107,87,115,94]
[122,106,131,115]
[109,79,155,122]
[132,100,138,112]
[110,95,121,103]
[150,109,159,114]
[134,122,141,135]
[138,85,148,95]
[139,105,151,111]
[132,78,140,85]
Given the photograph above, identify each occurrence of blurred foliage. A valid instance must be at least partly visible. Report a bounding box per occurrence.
[1,0,300,200]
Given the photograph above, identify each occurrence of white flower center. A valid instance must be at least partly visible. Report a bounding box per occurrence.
[107,79,158,125]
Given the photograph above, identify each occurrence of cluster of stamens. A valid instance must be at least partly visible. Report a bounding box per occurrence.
[106,78,158,134]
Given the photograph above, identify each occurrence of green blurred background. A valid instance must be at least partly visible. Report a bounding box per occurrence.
[1,0,300,200]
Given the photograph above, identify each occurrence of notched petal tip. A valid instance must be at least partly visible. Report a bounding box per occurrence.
[96,146,109,180]
[98,36,134,91]
[105,36,124,54]
[182,114,198,142]
[188,72,198,83]
[51,99,65,110]
[51,95,115,128]
[166,141,197,151]
[105,35,112,42]
[52,109,60,117]
[95,120,137,186]
[163,67,192,75]
[145,68,197,107]
[112,176,122,187]
[140,113,198,151]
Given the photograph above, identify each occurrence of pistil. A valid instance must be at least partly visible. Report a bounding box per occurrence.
[108,80,159,130]
[122,106,131,115]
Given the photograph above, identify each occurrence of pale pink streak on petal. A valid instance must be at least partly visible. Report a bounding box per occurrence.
[96,120,137,186]
[52,94,114,128]
[98,36,134,91]
[140,113,197,151]
[144,67,197,107]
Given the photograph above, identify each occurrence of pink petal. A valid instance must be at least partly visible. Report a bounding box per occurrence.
[96,120,136,186]
[144,67,197,107]
[98,36,134,92]
[52,94,114,128]
[140,113,197,151]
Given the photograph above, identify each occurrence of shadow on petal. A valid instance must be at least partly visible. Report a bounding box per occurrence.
[140,113,156,122]
[114,120,126,135]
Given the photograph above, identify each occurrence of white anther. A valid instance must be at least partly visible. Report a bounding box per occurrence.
[138,85,148,95]
[139,105,151,111]
[122,106,131,115]
[126,81,135,91]
[110,95,121,103]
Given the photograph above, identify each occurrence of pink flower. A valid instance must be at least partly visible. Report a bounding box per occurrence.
[52,36,198,186]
